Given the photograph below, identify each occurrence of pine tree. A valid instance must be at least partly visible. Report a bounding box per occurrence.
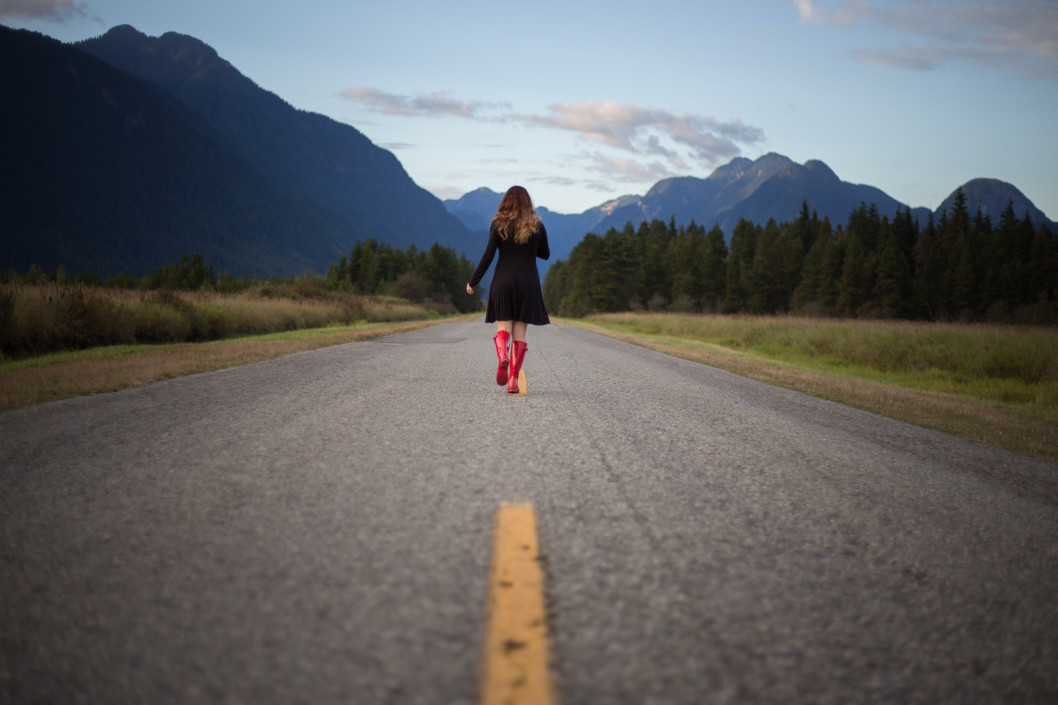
[748,219,790,313]
[701,225,728,312]
[722,219,757,313]
[601,226,637,311]
[792,199,816,254]
[792,228,828,311]
[569,233,606,315]
[642,219,674,306]
[836,230,866,317]
[949,241,977,318]
[542,259,567,313]
[669,223,706,311]
[817,230,843,314]
[996,201,1025,308]
[913,216,943,319]
[891,205,918,264]
[872,234,911,318]
[949,187,970,237]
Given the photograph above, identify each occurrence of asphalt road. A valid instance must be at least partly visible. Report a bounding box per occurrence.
[2,319,1056,704]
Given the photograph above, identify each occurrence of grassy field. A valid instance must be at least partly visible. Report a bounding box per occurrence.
[567,313,1058,464]
[0,281,458,359]
[0,280,478,411]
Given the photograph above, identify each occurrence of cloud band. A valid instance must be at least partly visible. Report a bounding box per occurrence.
[0,0,93,22]
[343,90,766,182]
[794,0,1058,80]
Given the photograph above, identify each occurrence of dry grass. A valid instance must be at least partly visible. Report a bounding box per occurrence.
[564,314,1058,464]
[0,282,452,358]
[0,318,469,412]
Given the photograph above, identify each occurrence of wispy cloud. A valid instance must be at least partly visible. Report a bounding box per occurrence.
[537,175,581,188]
[794,0,826,24]
[0,0,95,22]
[582,152,681,184]
[846,45,937,71]
[344,90,766,186]
[794,0,861,25]
[347,87,770,182]
[342,88,510,119]
[794,0,1058,80]
[512,101,764,167]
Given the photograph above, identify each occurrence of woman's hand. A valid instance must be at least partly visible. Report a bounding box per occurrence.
[465,283,474,295]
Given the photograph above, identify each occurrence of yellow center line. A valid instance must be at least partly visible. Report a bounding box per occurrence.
[481,503,555,705]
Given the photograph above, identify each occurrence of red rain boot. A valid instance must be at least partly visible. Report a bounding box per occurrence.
[507,341,528,394]
[493,330,510,385]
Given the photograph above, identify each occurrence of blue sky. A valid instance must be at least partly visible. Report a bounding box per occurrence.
[4,0,1056,220]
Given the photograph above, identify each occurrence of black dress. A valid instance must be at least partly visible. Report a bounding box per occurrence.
[469,221,551,325]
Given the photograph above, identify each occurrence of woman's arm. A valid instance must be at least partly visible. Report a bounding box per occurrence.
[537,223,550,261]
[468,224,499,288]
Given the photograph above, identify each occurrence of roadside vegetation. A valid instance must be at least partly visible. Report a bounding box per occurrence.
[0,281,454,359]
[570,313,1058,463]
[0,241,482,360]
[0,244,483,410]
[544,192,1057,325]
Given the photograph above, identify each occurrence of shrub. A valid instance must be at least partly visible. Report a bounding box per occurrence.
[389,272,433,303]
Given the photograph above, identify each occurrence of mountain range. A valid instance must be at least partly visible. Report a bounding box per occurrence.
[2,23,1053,280]
[445,156,1056,273]
[1,24,473,276]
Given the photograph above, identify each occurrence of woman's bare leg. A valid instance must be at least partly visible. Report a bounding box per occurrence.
[512,321,528,342]
[496,321,513,335]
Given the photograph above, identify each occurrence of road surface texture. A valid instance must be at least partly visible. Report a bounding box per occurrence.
[2,319,1056,704]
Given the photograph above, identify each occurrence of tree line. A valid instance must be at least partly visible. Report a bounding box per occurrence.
[324,239,480,313]
[2,253,254,292]
[3,240,483,314]
[543,191,1058,324]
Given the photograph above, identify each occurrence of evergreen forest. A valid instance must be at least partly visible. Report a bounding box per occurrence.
[323,239,480,314]
[543,191,1058,325]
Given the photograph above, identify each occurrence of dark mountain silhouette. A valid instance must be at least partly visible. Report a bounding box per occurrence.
[448,154,1055,269]
[445,187,501,233]
[77,25,476,256]
[586,153,936,236]
[714,158,933,231]
[595,153,800,232]
[936,178,1053,227]
[0,25,346,276]
[446,154,927,269]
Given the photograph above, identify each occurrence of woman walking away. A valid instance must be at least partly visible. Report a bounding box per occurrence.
[465,185,550,393]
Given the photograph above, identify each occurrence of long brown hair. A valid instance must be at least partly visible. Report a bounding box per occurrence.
[492,186,541,245]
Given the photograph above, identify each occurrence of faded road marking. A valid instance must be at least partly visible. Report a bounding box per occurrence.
[481,503,554,705]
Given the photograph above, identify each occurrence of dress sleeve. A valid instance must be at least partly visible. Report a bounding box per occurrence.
[468,224,500,287]
[537,223,550,261]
